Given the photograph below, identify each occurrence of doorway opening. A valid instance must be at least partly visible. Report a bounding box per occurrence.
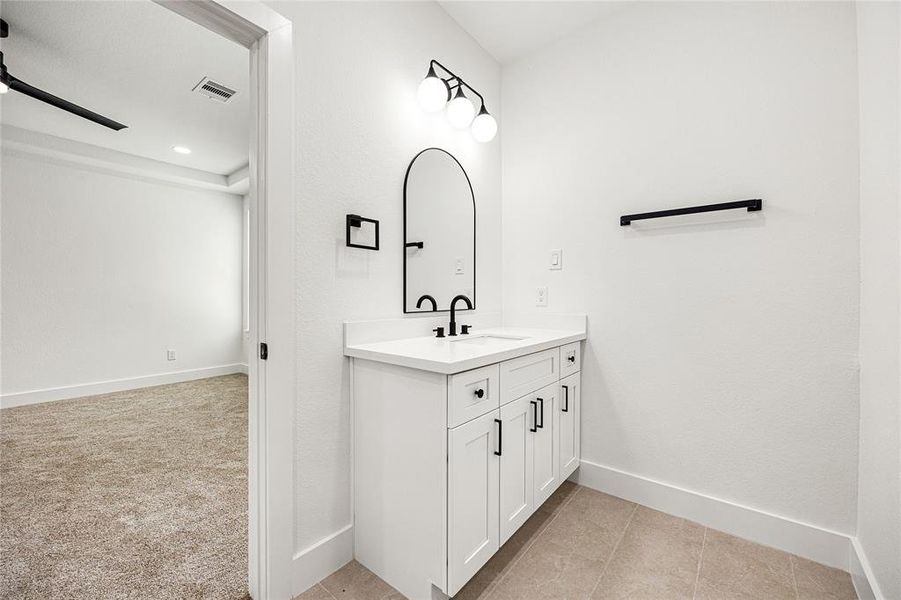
[0,1,294,597]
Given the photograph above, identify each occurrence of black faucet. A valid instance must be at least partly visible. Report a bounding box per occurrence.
[416,294,438,311]
[448,294,473,336]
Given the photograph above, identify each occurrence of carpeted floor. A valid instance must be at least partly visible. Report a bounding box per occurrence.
[0,374,248,600]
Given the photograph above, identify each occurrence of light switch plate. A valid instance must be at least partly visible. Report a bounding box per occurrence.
[167,349,177,361]
[455,257,464,275]
[549,249,563,270]
[536,286,548,307]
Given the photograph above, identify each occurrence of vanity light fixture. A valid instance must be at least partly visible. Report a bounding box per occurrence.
[417,59,497,142]
[446,87,475,129]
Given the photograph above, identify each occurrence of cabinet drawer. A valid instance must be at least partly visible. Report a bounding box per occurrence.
[448,364,500,428]
[500,349,559,404]
[559,342,581,379]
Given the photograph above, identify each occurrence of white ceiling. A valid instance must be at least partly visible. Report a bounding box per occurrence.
[438,1,626,65]
[0,0,248,175]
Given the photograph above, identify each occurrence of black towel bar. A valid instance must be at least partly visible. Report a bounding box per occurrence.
[620,199,762,226]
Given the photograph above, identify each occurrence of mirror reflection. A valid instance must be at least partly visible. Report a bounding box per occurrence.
[404,148,476,313]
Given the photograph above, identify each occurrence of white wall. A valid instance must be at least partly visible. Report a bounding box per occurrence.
[262,1,502,554]
[1,152,244,401]
[856,2,901,598]
[502,2,860,534]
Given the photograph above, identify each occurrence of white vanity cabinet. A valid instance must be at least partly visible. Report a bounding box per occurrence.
[352,340,582,600]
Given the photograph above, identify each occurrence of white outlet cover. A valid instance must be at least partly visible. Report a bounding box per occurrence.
[455,257,465,275]
[536,286,548,307]
[549,249,562,270]
[167,349,177,361]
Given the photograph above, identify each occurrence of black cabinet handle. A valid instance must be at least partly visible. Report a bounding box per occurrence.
[536,397,544,429]
[494,419,502,456]
[530,401,538,433]
[562,385,569,412]
[567,355,576,363]
[474,388,484,399]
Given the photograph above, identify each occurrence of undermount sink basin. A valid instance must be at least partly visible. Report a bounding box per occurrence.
[449,334,528,345]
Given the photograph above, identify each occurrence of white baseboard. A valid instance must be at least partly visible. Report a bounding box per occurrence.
[0,364,248,409]
[292,524,353,597]
[849,537,884,600]
[572,459,851,570]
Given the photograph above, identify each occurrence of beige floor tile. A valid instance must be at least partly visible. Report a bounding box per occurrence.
[294,583,335,600]
[456,497,564,599]
[791,555,857,600]
[538,480,580,516]
[590,506,705,599]
[319,560,401,600]
[488,539,607,600]
[695,530,796,600]
[537,488,636,562]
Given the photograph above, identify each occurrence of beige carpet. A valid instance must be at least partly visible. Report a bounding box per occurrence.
[0,374,249,600]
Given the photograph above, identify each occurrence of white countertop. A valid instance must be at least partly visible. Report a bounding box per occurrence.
[344,326,586,374]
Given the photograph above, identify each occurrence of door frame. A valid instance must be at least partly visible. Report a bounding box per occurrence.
[154,2,295,598]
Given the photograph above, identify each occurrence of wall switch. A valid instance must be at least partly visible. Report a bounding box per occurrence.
[167,349,177,361]
[455,257,465,275]
[536,286,548,307]
[549,249,563,270]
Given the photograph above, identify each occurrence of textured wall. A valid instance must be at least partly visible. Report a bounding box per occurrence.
[263,1,502,553]
[856,2,901,597]
[1,153,244,394]
[501,2,861,533]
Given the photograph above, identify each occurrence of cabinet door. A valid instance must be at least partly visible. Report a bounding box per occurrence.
[448,410,500,596]
[559,373,581,480]
[498,395,534,544]
[532,383,560,507]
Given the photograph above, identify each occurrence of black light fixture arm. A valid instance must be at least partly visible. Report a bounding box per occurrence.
[429,59,487,110]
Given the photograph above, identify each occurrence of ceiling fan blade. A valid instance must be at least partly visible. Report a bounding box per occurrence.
[8,76,127,131]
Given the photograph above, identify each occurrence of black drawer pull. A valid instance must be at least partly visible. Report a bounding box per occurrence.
[536,397,544,429]
[562,385,569,412]
[474,388,485,399]
[567,355,576,363]
[494,419,502,456]
[529,400,538,433]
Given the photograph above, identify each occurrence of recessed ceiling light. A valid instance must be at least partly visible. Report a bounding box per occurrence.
[172,145,192,155]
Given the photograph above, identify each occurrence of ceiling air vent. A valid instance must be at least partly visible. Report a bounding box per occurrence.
[192,77,237,104]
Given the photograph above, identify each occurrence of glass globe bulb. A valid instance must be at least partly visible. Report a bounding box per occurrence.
[446,90,475,129]
[417,75,448,112]
[471,110,497,142]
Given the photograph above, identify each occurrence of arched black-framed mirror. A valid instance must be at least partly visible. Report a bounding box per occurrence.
[403,148,476,313]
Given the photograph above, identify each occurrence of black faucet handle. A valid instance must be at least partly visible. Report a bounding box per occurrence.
[433,326,445,338]
[461,325,471,335]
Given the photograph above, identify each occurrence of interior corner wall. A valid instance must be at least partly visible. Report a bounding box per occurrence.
[0,152,244,402]
[856,2,901,598]
[261,1,502,555]
[501,2,861,534]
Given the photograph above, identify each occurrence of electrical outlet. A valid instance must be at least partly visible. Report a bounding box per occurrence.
[455,257,465,275]
[549,249,563,270]
[536,286,548,307]
[167,349,177,361]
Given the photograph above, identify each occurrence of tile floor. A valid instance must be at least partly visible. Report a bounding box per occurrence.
[296,482,857,600]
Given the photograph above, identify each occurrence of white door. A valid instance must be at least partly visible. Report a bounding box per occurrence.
[532,383,560,507]
[448,410,500,596]
[559,374,581,480]
[499,395,534,544]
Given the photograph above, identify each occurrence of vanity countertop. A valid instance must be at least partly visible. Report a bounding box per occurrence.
[344,326,586,374]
